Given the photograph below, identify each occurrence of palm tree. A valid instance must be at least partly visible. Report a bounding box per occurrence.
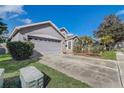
[80,36,93,53]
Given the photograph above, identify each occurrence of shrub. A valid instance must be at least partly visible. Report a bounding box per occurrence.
[82,47,88,53]
[73,45,82,53]
[7,41,34,60]
[91,45,104,54]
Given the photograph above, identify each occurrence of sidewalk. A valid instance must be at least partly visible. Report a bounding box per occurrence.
[116,52,124,87]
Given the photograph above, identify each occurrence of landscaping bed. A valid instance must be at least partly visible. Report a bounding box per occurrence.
[74,51,116,60]
[0,54,90,88]
[74,52,100,58]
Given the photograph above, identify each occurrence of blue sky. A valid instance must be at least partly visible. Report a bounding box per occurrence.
[1,5,124,37]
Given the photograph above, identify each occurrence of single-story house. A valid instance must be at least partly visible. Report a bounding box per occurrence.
[9,21,79,55]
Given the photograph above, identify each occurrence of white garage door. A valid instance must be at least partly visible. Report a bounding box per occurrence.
[31,39,61,55]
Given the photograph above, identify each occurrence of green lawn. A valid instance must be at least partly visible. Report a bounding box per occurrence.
[0,54,12,62]
[31,63,90,88]
[100,51,116,60]
[0,54,90,88]
[1,58,39,73]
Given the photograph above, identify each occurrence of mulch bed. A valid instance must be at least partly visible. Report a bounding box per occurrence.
[73,52,101,58]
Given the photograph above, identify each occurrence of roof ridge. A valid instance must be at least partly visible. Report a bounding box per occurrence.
[9,20,65,40]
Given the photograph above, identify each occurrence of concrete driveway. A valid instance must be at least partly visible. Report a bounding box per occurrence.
[39,54,122,88]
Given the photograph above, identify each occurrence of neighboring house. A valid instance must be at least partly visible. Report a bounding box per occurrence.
[9,21,78,55]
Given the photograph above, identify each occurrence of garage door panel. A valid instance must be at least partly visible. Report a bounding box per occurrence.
[31,39,61,55]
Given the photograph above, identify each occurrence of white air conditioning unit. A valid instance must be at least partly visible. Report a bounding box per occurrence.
[20,66,44,88]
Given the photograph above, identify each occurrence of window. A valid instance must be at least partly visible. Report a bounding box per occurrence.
[68,41,71,49]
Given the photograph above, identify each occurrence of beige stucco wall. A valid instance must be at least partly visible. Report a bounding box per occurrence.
[65,38,79,53]
[20,24,64,40]
[11,32,24,41]
[66,40,74,53]
[10,24,65,54]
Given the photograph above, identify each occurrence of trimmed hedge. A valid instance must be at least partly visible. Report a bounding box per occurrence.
[7,41,34,60]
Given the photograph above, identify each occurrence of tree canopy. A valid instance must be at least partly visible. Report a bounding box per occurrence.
[100,35,114,45]
[94,14,124,43]
[80,36,93,47]
[0,18,8,43]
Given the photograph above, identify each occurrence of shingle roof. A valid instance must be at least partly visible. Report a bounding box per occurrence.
[9,20,65,40]
[60,27,69,34]
[66,35,78,40]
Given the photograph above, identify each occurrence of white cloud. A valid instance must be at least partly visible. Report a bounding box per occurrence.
[8,14,18,19]
[18,18,32,24]
[116,10,124,16]
[0,5,32,25]
[0,5,26,19]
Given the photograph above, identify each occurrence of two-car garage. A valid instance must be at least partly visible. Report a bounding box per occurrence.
[28,34,62,55]
[10,21,65,55]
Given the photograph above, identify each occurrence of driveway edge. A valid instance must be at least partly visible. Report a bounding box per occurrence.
[116,52,124,88]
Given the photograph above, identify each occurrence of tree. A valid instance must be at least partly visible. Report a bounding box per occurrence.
[94,14,124,45]
[0,18,8,43]
[100,35,114,51]
[80,36,93,53]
